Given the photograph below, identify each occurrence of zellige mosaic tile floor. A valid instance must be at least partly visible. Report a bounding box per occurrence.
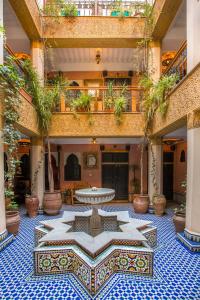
[0,204,200,300]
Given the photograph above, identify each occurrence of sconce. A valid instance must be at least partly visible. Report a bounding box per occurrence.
[96,50,101,64]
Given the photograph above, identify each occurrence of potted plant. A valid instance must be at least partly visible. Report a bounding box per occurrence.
[6,200,20,236]
[173,180,186,233]
[60,2,78,17]
[110,0,131,17]
[114,95,126,125]
[104,81,115,112]
[25,194,39,218]
[71,93,92,112]
[133,143,149,214]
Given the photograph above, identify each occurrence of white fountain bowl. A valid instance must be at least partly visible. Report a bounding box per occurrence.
[75,188,115,205]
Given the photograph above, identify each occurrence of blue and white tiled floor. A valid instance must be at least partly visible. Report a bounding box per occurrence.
[0,204,200,300]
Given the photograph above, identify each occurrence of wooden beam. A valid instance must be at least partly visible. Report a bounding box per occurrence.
[8,0,42,40]
[152,0,183,40]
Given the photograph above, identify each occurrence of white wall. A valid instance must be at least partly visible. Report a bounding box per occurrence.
[187,0,200,72]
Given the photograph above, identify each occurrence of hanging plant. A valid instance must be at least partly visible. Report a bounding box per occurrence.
[0,55,25,206]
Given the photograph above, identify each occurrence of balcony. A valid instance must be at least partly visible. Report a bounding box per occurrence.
[57,86,142,113]
[163,41,187,84]
[41,0,154,17]
[50,86,144,137]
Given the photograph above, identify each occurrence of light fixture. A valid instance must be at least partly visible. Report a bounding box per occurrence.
[95,50,101,64]
[91,137,97,144]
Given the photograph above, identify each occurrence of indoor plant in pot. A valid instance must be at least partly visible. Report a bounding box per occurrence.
[133,143,149,213]
[6,200,20,236]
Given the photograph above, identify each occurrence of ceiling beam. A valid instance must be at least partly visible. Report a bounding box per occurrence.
[8,0,42,40]
[152,0,183,40]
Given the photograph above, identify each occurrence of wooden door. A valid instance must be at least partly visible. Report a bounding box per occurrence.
[102,152,129,200]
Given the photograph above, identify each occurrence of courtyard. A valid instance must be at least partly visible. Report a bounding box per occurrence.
[0,204,200,300]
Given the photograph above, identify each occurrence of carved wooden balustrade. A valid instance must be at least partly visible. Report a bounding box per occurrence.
[163,41,187,83]
[57,86,142,113]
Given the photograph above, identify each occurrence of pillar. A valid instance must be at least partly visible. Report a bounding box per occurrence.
[31,41,45,208]
[148,138,163,204]
[149,40,161,82]
[31,137,45,208]
[184,112,200,242]
[0,0,6,241]
[31,41,44,85]
[187,0,200,73]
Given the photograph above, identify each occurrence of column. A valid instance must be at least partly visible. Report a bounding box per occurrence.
[149,40,161,82]
[187,0,200,73]
[31,41,45,208]
[31,41,44,85]
[184,112,200,242]
[0,0,6,238]
[148,138,163,204]
[31,137,45,208]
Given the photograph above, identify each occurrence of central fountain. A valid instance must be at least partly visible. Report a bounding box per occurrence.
[34,188,157,295]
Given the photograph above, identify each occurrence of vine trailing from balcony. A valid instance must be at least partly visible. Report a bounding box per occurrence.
[136,2,179,197]
[0,55,24,203]
[22,59,63,193]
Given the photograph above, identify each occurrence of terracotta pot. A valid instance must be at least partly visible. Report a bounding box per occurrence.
[6,211,20,236]
[43,191,62,215]
[153,194,166,216]
[133,194,149,214]
[173,213,185,233]
[25,195,39,218]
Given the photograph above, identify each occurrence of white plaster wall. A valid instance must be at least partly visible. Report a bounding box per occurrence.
[187,0,200,72]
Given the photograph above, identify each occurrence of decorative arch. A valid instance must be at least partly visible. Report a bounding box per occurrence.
[64,154,81,181]
[180,150,186,162]
[21,154,30,179]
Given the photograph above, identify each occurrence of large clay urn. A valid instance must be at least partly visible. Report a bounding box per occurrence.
[133,194,149,214]
[6,211,20,236]
[173,213,185,233]
[25,195,39,218]
[153,194,166,216]
[43,191,62,215]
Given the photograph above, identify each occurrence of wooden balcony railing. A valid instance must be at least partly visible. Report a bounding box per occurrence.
[42,0,154,17]
[163,41,187,83]
[57,86,142,113]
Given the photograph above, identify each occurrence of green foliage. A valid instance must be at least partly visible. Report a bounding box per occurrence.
[61,2,78,17]
[71,93,92,112]
[0,56,24,196]
[22,59,61,135]
[114,96,126,125]
[140,73,178,134]
[104,82,127,124]
[7,200,19,211]
[104,81,115,110]
[4,188,15,199]
[43,0,78,17]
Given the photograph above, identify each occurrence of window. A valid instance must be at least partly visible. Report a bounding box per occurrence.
[64,154,81,181]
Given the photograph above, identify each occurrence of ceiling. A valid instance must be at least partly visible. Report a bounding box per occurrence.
[45,48,143,72]
[162,0,186,52]
[49,137,143,145]
[163,127,187,141]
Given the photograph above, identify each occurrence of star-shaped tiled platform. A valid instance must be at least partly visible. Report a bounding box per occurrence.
[37,210,153,257]
[1,205,199,299]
